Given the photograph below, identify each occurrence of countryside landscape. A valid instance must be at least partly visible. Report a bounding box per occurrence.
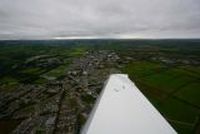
[0,39,199,134]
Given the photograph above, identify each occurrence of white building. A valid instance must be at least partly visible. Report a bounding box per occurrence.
[81,74,177,134]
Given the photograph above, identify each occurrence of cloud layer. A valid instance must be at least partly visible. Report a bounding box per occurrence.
[0,0,200,39]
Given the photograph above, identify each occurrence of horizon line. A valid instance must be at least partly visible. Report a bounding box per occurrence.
[0,37,200,41]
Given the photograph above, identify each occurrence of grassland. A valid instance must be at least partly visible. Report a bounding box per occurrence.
[0,43,87,87]
[0,39,199,133]
[122,61,200,134]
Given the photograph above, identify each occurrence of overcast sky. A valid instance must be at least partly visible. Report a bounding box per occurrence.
[0,0,200,39]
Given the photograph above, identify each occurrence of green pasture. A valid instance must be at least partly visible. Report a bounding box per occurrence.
[44,65,67,78]
[122,61,200,133]
[175,83,200,107]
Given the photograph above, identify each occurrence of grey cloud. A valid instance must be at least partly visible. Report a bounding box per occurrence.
[0,0,200,39]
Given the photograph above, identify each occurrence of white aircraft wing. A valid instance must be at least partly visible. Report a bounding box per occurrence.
[81,74,177,134]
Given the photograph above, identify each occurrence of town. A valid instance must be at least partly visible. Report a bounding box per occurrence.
[0,39,200,134]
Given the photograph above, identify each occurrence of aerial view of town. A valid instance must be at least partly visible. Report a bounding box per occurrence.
[1,0,200,133]
[0,39,199,134]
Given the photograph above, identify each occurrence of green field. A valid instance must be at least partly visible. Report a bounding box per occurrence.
[0,44,87,86]
[43,65,68,79]
[122,61,200,133]
[0,40,200,133]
